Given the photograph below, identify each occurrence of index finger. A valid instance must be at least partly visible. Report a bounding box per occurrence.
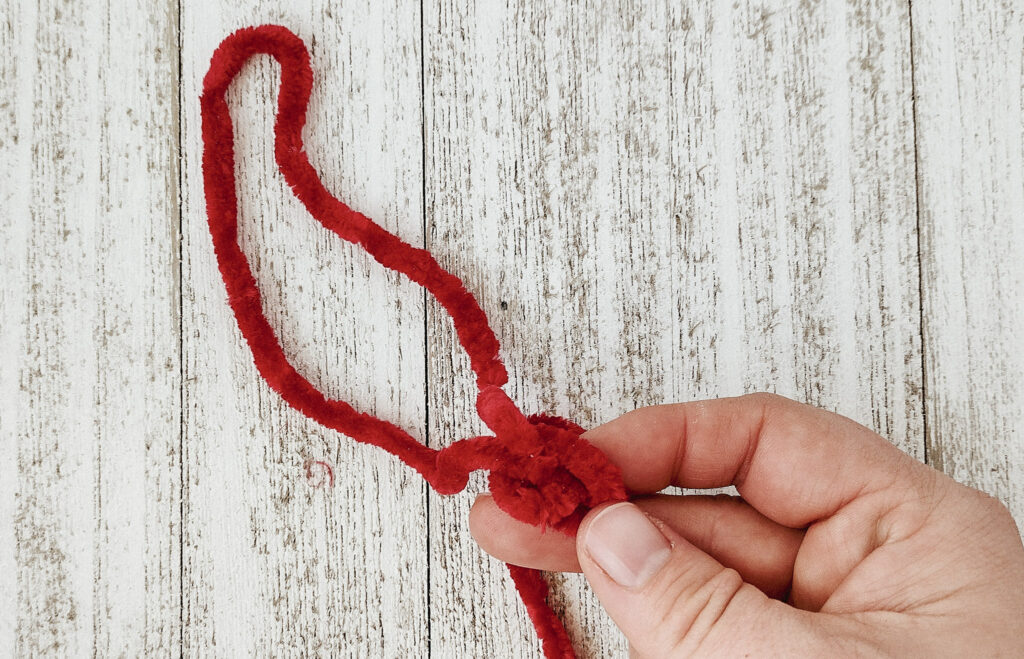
[582,393,923,528]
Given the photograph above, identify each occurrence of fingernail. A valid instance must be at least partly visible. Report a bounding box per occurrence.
[583,502,672,589]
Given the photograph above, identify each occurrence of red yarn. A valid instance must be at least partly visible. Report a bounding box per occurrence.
[200,24,627,658]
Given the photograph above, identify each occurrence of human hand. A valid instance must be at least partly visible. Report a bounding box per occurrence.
[469,394,1024,657]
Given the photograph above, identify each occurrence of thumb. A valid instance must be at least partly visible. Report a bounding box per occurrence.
[577,502,809,657]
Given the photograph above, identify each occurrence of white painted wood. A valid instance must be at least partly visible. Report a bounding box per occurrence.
[0,0,180,655]
[709,0,923,448]
[179,2,428,655]
[424,1,921,656]
[6,1,1024,657]
[912,0,1024,522]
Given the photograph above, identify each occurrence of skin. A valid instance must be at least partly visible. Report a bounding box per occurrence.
[469,394,1024,657]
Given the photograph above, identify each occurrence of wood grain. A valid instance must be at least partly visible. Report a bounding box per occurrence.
[912,0,1024,521]
[0,0,180,655]
[5,1,1024,657]
[424,1,921,655]
[179,2,428,655]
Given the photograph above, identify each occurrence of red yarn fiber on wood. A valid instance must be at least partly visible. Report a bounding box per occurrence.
[200,25,627,658]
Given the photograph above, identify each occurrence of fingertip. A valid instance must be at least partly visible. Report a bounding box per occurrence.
[575,502,767,655]
[467,493,495,547]
[580,411,680,493]
[576,501,627,547]
[469,494,581,572]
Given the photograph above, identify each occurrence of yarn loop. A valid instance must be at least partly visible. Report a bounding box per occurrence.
[200,24,626,659]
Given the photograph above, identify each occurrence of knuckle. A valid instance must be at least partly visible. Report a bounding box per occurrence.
[653,565,746,655]
[742,391,787,409]
[974,490,1016,528]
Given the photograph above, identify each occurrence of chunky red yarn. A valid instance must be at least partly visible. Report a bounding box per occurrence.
[201,25,627,658]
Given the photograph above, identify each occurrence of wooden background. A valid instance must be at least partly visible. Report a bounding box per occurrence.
[2,0,1022,656]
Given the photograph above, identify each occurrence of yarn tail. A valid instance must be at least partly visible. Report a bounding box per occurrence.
[507,564,576,659]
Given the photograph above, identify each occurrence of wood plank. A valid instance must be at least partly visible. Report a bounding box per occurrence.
[912,1,1024,521]
[179,3,428,654]
[714,0,923,447]
[0,0,180,655]
[424,1,921,655]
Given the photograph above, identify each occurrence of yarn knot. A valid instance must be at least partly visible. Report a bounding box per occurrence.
[434,386,627,534]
